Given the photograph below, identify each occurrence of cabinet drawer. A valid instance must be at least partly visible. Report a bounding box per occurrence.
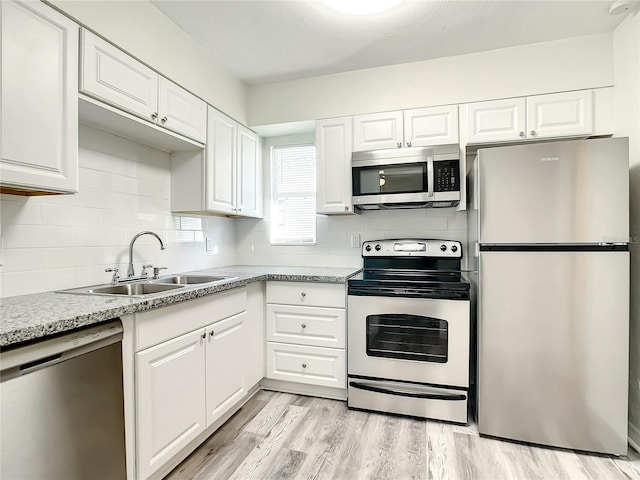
[266,342,346,389]
[266,304,346,348]
[135,287,247,351]
[266,282,345,308]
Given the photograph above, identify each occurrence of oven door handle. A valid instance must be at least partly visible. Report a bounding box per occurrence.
[349,381,466,401]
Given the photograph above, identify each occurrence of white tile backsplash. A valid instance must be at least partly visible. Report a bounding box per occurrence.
[0,126,237,298]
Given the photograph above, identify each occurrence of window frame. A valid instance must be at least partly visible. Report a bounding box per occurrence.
[269,142,317,246]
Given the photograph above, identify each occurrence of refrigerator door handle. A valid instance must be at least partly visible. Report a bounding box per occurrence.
[349,381,467,401]
[427,156,434,197]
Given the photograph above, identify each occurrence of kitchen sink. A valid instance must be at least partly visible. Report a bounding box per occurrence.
[152,275,233,285]
[59,282,185,297]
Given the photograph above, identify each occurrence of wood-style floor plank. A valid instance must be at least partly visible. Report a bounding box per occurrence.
[166,392,640,480]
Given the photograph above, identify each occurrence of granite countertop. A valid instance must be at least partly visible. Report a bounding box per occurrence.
[0,265,359,348]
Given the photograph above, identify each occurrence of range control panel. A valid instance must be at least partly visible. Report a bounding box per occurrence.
[361,239,462,258]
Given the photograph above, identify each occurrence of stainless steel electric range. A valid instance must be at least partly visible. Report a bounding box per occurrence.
[347,239,470,424]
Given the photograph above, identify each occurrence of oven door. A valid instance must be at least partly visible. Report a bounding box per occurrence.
[347,294,470,388]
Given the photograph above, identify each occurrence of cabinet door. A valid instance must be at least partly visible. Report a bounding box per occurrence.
[526,90,593,139]
[466,98,526,143]
[80,29,159,122]
[157,76,207,143]
[136,329,206,480]
[315,117,354,214]
[1,0,78,194]
[352,111,404,151]
[236,125,262,218]
[206,107,236,214]
[205,312,247,427]
[404,106,459,147]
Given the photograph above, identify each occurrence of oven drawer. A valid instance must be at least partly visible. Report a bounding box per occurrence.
[348,378,468,424]
[266,342,346,389]
[267,282,345,308]
[266,304,346,348]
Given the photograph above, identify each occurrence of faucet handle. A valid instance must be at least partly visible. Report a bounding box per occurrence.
[105,267,120,285]
[153,266,168,280]
[141,264,153,277]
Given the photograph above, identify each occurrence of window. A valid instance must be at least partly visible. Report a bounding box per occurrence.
[271,144,316,244]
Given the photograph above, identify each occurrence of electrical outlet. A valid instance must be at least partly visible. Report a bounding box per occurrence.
[350,233,361,248]
[205,238,213,251]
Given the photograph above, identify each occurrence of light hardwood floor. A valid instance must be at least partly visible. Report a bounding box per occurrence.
[166,391,640,480]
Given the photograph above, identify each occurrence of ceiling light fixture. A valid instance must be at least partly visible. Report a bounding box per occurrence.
[608,0,638,15]
[323,0,402,16]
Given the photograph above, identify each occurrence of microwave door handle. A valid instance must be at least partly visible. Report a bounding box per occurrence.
[427,157,434,198]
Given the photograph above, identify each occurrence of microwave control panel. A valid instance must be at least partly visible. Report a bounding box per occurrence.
[434,160,460,192]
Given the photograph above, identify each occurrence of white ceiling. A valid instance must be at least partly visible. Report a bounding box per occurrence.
[151,0,630,86]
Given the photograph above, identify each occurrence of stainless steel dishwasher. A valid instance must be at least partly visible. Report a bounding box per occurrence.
[1,320,126,480]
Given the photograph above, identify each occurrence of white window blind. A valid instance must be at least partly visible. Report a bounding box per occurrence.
[271,145,316,244]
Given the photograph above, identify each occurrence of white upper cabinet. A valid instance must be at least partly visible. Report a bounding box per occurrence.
[404,106,459,147]
[466,91,594,144]
[236,125,262,218]
[352,111,403,151]
[206,108,237,215]
[466,98,527,143]
[315,117,355,214]
[81,30,206,143]
[526,90,593,139]
[1,0,79,195]
[80,29,159,122]
[171,108,262,218]
[158,77,207,143]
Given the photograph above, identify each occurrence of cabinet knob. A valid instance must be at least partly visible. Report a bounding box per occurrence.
[396,142,402,148]
[530,130,537,136]
[344,205,349,211]
[519,131,525,138]
[301,292,306,297]
[301,323,307,329]
[209,330,215,337]
[302,363,307,369]
[201,332,206,339]
[407,141,412,147]
[151,112,158,120]
[161,116,168,124]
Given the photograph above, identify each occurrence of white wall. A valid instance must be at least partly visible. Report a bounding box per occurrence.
[235,134,467,268]
[613,12,640,448]
[0,126,236,298]
[50,0,249,124]
[248,34,613,127]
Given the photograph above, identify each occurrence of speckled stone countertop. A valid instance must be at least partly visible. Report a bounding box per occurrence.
[0,265,359,348]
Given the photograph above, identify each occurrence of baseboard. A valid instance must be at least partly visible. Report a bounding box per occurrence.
[629,422,640,453]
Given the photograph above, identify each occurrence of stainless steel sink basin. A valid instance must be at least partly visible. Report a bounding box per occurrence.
[152,275,233,285]
[60,282,185,297]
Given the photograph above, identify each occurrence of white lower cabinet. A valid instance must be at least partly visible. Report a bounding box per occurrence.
[266,342,346,389]
[265,282,347,395]
[133,288,263,480]
[205,312,246,426]
[136,330,206,480]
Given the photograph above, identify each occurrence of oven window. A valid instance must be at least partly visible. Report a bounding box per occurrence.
[366,314,448,363]
[353,163,426,196]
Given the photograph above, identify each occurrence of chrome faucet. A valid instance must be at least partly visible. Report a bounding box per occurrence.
[127,231,165,278]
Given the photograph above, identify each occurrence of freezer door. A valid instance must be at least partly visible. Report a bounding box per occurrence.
[478,251,629,455]
[478,137,629,244]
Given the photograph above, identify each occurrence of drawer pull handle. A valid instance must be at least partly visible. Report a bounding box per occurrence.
[301,323,307,329]
[301,292,306,297]
[209,330,215,337]
[302,363,307,369]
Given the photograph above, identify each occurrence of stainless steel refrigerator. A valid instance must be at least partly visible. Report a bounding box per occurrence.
[467,137,630,455]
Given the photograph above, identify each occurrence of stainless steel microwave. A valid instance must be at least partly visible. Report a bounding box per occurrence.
[351,145,461,210]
